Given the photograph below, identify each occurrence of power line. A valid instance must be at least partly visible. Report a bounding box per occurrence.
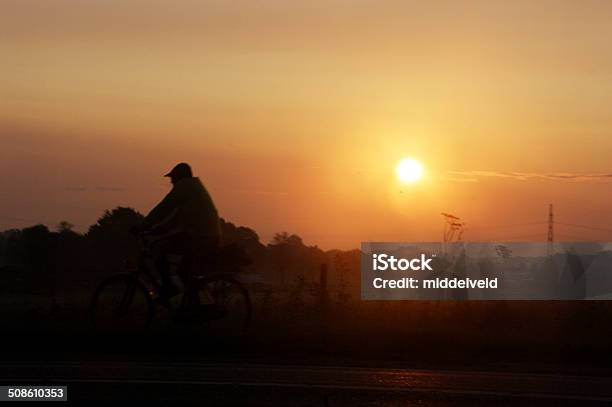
[0,215,86,230]
[0,215,44,224]
[555,233,600,241]
[476,233,545,241]
[468,221,547,231]
[555,221,612,233]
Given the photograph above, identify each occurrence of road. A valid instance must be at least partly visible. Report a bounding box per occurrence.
[1,361,612,405]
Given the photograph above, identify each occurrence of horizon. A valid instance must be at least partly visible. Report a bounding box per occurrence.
[2,201,610,252]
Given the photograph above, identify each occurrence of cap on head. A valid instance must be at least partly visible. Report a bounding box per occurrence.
[164,163,193,179]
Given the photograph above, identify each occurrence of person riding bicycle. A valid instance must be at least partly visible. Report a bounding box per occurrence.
[134,163,221,300]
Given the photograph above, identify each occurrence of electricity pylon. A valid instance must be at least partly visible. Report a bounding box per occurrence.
[547,204,554,255]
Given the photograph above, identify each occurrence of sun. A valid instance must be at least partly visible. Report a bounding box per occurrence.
[396,158,423,183]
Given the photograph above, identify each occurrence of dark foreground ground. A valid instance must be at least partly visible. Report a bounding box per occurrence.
[2,356,612,405]
[4,361,612,405]
[1,329,612,406]
[1,299,612,405]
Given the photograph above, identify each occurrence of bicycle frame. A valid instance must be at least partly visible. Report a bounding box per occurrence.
[133,233,202,305]
[126,234,169,300]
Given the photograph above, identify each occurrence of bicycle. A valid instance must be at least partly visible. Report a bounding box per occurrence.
[89,232,252,336]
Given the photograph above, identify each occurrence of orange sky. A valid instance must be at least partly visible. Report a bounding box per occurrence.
[2,0,612,249]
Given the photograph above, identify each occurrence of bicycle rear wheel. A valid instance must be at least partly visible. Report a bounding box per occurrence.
[185,274,251,337]
[89,273,154,331]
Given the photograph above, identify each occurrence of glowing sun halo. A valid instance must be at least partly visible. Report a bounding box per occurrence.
[396,158,423,183]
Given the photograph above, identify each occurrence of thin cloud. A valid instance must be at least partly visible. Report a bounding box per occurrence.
[448,171,612,183]
[442,177,479,183]
[95,186,125,192]
[65,186,125,192]
[216,188,290,196]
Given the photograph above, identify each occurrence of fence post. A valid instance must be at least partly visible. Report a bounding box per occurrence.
[319,263,329,312]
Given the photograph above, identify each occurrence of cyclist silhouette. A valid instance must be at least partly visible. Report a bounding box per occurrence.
[133,163,221,299]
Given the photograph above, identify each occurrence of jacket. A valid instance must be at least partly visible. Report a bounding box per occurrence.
[142,177,221,237]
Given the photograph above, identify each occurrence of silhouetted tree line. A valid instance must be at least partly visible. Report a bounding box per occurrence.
[0,207,360,301]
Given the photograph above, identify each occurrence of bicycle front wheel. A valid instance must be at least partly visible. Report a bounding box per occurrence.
[89,273,154,331]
